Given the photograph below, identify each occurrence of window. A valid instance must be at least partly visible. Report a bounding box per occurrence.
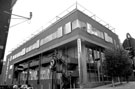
[80,21,86,30]
[87,48,107,82]
[40,67,51,79]
[46,34,53,43]
[72,19,81,30]
[10,65,13,69]
[64,22,71,34]
[52,32,57,40]
[29,70,38,80]
[100,32,104,39]
[101,52,105,61]
[104,32,113,43]
[87,23,92,34]
[92,28,98,36]
[57,26,63,38]
[88,48,94,63]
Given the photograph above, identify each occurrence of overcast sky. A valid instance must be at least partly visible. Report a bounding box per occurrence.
[4,0,135,61]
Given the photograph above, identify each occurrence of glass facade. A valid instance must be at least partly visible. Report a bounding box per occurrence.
[86,47,111,82]
[87,48,102,82]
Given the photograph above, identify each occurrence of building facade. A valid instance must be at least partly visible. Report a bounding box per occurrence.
[3,9,120,89]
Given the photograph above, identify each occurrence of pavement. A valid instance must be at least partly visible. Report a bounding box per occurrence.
[92,82,135,89]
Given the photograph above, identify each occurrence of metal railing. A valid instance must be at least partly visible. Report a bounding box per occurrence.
[9,2,116,53]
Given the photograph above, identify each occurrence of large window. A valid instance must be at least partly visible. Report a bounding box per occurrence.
[87,48,111,82]
[40,67,51,80]
[87,23,92,34]
[72,19,81,30]
[64,22,71,34]
[87,23,104,39]
[87,48,105,82]
[104,32,113,43]
[57,26,63,38]
[29,69,38,80]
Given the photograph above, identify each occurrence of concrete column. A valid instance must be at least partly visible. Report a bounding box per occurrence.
[77,38,88,89]
[81,42,88,84]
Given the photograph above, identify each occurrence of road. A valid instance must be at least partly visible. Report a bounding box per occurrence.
[92,82,135,89]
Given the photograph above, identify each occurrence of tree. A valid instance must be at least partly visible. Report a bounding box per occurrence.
[103,48,133,86]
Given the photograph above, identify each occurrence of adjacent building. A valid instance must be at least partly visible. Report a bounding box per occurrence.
[0,0,17,74]
[2,7,120,89]
[0,0,18,84]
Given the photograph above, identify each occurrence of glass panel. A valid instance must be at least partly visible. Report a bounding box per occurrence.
[104,32,113,43]
[87,48,106,82]
[64,22,71,34]
[87,23,92,34]
[72,19,81,30]
[92,28,98,36]
[80,21,86,30]
[88,48,94,63]
[101,52,105,61]
[40,67,51,80]
[29,69,38,80]
[57,26,63,38]
[52,32,57,40]
[100,32,104,39]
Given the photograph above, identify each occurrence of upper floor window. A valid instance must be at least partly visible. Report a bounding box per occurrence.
[87,23,92,34]
[80,21,87,30]
[52,32,57,40]
[57,26,63,38]
[104,32,113,43]
[72,19,81,30]
[64,22,71,34]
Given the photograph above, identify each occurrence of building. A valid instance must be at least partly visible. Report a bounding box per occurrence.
[0,0,17,85]
[2,5,120,89]
[0,0,17,74]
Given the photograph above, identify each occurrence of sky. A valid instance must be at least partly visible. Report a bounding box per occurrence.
[4,0,135,61]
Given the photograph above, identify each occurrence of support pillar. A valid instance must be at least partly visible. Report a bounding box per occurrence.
[26,61,30,84]
[77,38,87,89]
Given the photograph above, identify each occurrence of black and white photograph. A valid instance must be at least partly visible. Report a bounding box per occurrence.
[0,0,135,89]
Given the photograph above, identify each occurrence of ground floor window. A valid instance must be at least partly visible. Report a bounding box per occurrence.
[86,47,111,82]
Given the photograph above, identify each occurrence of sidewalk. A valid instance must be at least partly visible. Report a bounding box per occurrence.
[92,82,135,89]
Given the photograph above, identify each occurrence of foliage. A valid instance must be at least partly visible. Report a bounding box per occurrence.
[103,48,133,79]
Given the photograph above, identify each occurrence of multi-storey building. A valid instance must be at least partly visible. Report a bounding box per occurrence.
[2,6,120,89]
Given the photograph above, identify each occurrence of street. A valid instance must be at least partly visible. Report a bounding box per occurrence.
[92,82,135,89]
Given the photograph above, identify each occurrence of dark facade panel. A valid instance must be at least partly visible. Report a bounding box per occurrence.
[0,0,12,74]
